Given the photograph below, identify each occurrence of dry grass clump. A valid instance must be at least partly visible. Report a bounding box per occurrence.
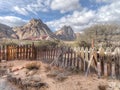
[98,84,107,90]
[44,65,51,72]
[69,67,81,74]
[25,62,41,70]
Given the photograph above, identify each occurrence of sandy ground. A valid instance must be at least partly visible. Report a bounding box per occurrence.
[0,60,119,90]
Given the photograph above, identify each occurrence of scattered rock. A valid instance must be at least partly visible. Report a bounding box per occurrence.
[7,74,48,90]
[26,70,37,76]
[30,75,41,82]
[13,72,19,75]
[47,70,60,78]
[1,60,7,63]
[0,69,7,76]
[55,73,68,82]
[107,81,120,90]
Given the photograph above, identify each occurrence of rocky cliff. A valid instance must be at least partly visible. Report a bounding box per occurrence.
[0,23,18,39]
[55,26,76,41]
[13,19,55,40]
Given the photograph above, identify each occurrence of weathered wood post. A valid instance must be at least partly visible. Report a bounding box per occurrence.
[106,47,112,77]
[75,47,81,69]
[4,45,7,61]
[1,45,3,60]
[70,48,73,68]
[113,47,120,79]
[64,49,67,68]
[85,47,89,72]
[97,61,101,78]
[81,47,85,71]
[99,47,105,76]
[111,62,116,79]
[104,63,108,77]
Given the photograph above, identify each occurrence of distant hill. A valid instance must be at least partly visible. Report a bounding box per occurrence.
[0,23,18,39]
[55,25,76,41]
[13,19,56,40]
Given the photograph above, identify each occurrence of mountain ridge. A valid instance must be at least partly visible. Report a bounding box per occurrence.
[55,25,76,41]
[13,18,56,40]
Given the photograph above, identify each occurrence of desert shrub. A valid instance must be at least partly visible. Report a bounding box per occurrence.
[69,67,81,74]
[73,41,91,48]
[44,65,51,72]
[25,62,41,70]
[37,40,61,50]
[98,84,107,90]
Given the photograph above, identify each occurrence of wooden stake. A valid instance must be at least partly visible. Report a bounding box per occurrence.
[111,62,116,79]
[104,63,108,77]
[85,55,94,76]
[97,62,101,78]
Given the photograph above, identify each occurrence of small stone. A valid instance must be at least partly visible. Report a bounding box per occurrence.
[47,70,60,77]
[31,75,41,82]
[14,72,19,75]
[27,70,37,76]
[76,81,81,85]
[116,82,120,89]
[56,73,67,82]
[108,82,116,88]
[114,87,119,90]
[1,60,7,63]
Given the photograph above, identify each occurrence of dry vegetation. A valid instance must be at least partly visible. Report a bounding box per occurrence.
[25,62,41,70]
[77,24,120,47]
[0,60,120,90]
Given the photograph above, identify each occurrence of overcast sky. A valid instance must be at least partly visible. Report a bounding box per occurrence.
[0,0,120,32]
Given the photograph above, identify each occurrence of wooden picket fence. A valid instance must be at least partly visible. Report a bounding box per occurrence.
[36,46,120,79]
[0,44,36,60]
[0,43,120,79]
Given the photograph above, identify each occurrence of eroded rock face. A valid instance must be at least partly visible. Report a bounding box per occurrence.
[55,26,76,41]
[13,19,55,40]
[0,23,18,39]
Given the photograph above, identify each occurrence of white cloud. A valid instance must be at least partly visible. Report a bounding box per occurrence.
[0,0,51,15]
[47,0,120,32]
[50,0,81,13]
[46,8,96,32]
[91,0,119,3]
[14,6,28,15]
[0,0,81,15]
[26,0,51,13]
[0,0,119,33]
[96,1,120,23]
[0,16,27,27]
